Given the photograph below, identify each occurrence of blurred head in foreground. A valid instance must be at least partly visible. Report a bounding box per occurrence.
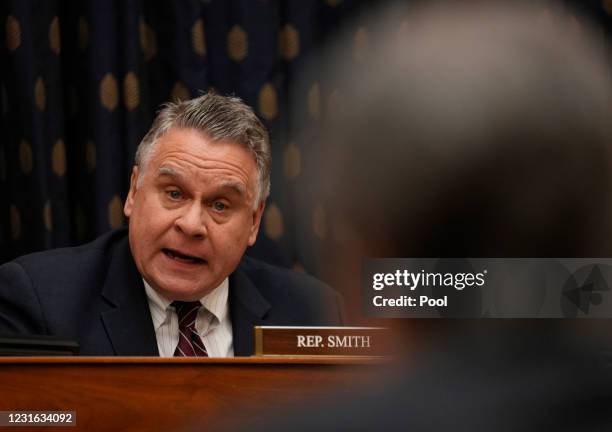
[220,4,612,432]
[306,1,612,322]
[247,2,612,430]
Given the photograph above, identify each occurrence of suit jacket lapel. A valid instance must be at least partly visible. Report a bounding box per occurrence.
[100,236,158,356]
[229,264,271,356]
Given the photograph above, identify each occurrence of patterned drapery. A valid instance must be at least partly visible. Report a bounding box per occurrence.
[1,0,610,282]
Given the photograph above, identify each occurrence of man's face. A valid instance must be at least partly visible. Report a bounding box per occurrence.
[124,127,265,301]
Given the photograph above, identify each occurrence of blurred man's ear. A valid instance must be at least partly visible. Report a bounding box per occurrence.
[123,166,139,218]
[248,201,266,246]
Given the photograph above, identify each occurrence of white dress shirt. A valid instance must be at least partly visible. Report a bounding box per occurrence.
[144,278,234,357]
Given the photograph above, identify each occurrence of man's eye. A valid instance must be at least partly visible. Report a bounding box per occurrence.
[213,201,228,212]
[167,190,182,200]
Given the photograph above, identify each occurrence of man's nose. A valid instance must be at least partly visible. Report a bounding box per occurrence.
[175,202,207,238]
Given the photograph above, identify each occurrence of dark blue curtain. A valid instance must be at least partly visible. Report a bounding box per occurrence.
[1,0,611,278]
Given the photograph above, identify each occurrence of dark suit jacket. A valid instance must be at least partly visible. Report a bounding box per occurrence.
[0,229,343,355]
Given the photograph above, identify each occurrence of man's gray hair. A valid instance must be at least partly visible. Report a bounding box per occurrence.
[135,92,271,206]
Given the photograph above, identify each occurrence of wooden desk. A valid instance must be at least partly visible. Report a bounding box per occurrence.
[0,357,382,431]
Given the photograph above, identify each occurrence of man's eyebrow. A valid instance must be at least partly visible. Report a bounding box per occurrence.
[156,166,183,179]
[218,180,246,197]
[156,166,247,197]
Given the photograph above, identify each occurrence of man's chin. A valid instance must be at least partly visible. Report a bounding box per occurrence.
[149,274,218,302]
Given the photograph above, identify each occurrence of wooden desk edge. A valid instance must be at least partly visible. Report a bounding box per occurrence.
[0,355,390,365]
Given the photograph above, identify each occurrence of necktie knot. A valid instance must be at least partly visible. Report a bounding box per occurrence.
[172,301,202,329]
[172,301,208,357]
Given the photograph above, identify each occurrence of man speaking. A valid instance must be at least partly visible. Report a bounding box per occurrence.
[0,93,343,356]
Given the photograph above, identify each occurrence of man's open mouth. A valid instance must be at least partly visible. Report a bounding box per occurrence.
[162,248,206,265]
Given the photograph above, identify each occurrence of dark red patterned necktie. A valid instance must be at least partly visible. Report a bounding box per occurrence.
[172,301,208,357]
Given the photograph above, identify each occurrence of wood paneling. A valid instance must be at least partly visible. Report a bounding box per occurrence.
[0,357,382,431]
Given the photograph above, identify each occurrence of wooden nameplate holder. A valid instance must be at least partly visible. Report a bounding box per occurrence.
[253,326,390,357]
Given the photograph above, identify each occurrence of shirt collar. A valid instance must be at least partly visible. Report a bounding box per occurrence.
[144,278,229,331]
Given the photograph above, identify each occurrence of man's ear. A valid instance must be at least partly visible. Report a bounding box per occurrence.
[247,201,266,246]
[124,166,140,218]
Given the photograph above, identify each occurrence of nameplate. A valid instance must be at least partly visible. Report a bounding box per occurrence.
[253,326,389,357]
